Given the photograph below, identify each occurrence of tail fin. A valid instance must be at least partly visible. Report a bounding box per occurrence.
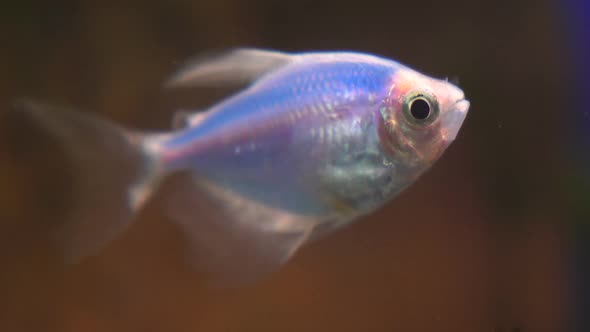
[11,101,162,262]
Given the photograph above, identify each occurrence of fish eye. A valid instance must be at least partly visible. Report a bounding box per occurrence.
[402,91,439,126]
[410,98,430,120]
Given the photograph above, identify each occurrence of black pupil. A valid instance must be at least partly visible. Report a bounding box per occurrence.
[410,98,431,120]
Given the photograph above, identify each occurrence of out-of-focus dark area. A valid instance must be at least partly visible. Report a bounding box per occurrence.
[0,0,585,331]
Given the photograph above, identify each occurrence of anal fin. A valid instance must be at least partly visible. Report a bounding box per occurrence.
[162,173,321,285]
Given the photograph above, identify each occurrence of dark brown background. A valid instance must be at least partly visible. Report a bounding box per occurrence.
[0,0,572,331]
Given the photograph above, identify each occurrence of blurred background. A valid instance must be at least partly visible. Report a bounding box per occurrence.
[0,0,587,331]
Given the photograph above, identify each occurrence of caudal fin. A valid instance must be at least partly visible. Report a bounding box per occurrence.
[11,101,161,262]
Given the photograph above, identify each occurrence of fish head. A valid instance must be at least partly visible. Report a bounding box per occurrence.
[378,67,470,166]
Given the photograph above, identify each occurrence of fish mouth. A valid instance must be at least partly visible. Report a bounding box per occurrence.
[454,99,470,114]
[441,99,470,142]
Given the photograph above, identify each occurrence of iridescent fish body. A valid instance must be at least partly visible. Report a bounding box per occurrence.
[18,49,470,283]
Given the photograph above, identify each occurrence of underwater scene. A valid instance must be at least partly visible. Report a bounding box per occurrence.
[0,0,588,331]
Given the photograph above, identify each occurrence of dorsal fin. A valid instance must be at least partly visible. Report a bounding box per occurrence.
[164,48,294,89]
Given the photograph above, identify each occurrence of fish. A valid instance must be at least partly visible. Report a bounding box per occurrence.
[14,48,470,283]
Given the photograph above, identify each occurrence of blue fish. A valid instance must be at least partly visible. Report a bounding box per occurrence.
[18,49,470,282]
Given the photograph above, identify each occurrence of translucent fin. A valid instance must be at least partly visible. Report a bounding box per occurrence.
[162,173,321,285]
[11,101,162,262]
[172,109,207,130]
[165,48,293,89]
[172,110,192,129]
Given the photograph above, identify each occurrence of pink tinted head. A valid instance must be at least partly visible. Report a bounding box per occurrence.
[378,68,470,165]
